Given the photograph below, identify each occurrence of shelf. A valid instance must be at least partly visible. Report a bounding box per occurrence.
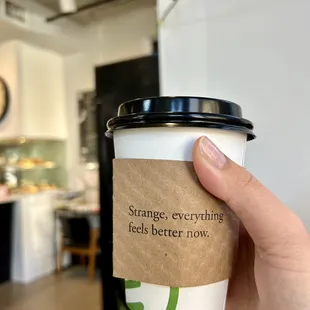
[0,137,65,146]
[0,139,67,188]
[1,164,57,171]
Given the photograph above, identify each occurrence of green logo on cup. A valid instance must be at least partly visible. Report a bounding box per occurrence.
[126,280,144,310]
[166,287,179,310]
[125,280,179,310]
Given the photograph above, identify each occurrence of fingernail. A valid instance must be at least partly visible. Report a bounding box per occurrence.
[199,136,226,169]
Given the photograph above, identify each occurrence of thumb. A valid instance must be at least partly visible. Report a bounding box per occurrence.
[192,136,308,254]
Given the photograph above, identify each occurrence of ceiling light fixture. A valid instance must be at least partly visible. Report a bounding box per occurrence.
[58,0,77,13]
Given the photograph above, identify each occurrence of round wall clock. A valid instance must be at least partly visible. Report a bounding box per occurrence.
[0,77,9,123]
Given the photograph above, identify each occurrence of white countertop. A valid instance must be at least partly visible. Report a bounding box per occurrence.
[0,190,60,204]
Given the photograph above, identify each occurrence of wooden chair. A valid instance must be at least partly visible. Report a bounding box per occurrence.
[56,210,100,281]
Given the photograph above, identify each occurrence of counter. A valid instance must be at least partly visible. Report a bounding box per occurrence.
[5,191,69,284]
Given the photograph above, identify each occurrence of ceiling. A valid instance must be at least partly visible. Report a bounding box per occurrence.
[35,0,156,24]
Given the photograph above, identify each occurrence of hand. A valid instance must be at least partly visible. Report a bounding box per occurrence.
[192,136,310,310]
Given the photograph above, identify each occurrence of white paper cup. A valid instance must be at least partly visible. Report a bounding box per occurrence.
[107,97,255,310]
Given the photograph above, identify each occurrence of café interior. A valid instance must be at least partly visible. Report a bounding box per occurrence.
[0,0,157,309]
[0,0,309,309]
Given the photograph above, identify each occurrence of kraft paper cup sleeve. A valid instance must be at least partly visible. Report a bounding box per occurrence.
[113,159,239,287]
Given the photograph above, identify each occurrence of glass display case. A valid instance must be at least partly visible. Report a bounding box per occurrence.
[0,137,67,194]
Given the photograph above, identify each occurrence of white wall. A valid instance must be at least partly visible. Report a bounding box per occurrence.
[0,40,67,139]
[19,42,67,138]
[159,0,310,228]
[0,41,21,138]
[88,4,157,65]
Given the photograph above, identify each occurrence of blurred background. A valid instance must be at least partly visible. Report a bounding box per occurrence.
[0,0,310,309]
[0,1,157,309]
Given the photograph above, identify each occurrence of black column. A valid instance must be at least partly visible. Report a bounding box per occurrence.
[0,202,13,284]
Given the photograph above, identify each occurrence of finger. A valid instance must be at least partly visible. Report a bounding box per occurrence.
[192,136,308,251]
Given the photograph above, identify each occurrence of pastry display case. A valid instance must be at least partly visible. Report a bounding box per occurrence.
[0,137,67,194]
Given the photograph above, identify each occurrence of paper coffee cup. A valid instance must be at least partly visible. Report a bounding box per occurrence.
[107,97,255,310]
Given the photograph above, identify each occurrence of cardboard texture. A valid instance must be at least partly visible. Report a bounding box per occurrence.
[113,159,239,287]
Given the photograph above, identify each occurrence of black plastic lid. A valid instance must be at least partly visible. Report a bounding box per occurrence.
[106,96,255,140]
